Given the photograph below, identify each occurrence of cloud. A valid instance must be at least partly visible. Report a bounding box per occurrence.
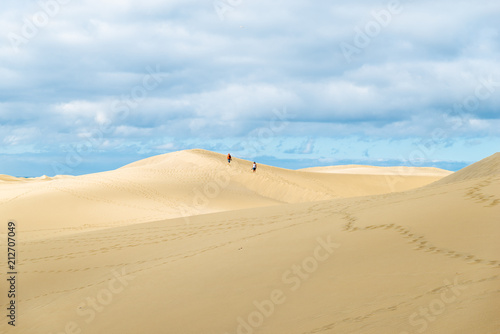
[0,0,499,175]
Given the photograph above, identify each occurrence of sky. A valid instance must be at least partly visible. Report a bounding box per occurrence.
[1,0,500,176]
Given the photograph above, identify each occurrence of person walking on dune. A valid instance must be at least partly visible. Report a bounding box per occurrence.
[227,153,232,164]
[252,162,257,172]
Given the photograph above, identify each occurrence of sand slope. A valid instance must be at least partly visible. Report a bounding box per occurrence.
[300,165,452,177]
[0,175,23,182]
[0,149,445,239]
[0,151,498,334]
[432,152,500,185]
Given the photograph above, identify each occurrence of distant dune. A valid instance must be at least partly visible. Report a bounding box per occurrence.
[0,174,22,182]
[0,174,54,182]
[0,150,498,334]
[0,149,446,238]
[300,165,452,176]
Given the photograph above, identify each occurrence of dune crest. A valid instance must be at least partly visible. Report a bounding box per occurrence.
[300,165,452,176]
[0,149,448,238]
[0,152,498,333]
[0,174,22,182]
[433,152,500,185]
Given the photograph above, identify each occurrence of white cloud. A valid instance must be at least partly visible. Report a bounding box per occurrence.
[1,0,499,175]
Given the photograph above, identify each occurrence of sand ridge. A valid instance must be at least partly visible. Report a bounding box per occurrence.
[432,152,500,185]
[0,150,498,334]
[300,165,452,177]
[0,149,446,239]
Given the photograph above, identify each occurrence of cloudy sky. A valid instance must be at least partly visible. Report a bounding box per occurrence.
[1,0,499,176]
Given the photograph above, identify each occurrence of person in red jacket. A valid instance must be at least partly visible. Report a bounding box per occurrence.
[227,153,232,164]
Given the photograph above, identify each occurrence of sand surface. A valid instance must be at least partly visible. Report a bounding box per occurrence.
[0,149,446,240]
[0,150,498,334]
[300,165,453,176]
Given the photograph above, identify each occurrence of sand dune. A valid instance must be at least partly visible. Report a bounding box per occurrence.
[0,149,444,239]
[432,152,500,185]
[300,165,452,177]
[0,174,53,182]
[0,151,498,334]
[0,175,22,182]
